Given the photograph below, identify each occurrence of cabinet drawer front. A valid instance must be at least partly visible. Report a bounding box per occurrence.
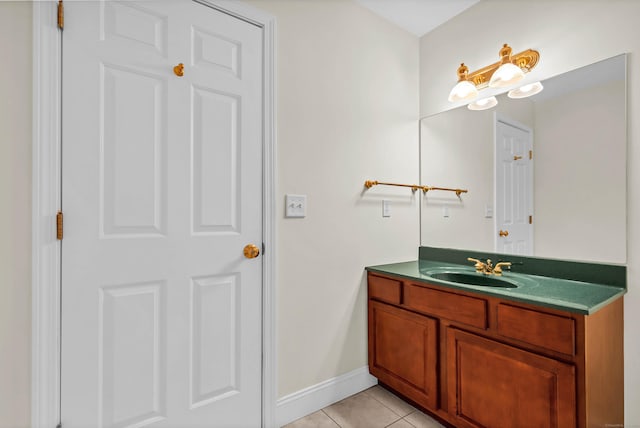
[404,284,487,329]
[497,304,575,355]
[368,274,402,305]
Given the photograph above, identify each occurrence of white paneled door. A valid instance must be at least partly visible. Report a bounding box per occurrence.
[495,119,533,256]
[61,1,263,427]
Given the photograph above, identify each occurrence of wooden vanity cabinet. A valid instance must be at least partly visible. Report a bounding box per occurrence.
[367,272,624,428]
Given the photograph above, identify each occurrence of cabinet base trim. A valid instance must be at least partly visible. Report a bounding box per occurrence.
[276,366,377,427]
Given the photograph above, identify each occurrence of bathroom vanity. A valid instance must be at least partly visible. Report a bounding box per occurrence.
[366,247,625,428]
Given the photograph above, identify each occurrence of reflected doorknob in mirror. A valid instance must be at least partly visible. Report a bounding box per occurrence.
[499,230,509,237]
[243,244,260,259]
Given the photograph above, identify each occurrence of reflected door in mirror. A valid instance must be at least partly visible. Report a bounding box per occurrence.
[496,118,533,255]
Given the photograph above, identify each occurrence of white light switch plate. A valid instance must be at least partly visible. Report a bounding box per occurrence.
[485,204,494,218]
[382,200,391,217]
[285,194,307,218]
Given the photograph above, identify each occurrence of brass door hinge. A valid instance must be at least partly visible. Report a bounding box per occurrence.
[57,0,64,30]
[529,150,533,160]
[56,211,64,240]
[529,215,533,224]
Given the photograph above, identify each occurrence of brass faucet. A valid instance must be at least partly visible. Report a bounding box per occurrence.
[467,258,512,276]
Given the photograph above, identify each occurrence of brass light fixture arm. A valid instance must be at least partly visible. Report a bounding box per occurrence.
[459,45,540,90]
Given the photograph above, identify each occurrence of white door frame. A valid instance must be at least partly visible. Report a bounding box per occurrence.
[31,1,277,427]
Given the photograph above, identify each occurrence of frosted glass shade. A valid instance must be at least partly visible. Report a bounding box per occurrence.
[508,81,544,99]
[468,96,498,111]
[448,80,478,102]
[489,62,525,88]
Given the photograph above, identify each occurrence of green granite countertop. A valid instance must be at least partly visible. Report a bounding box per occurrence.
[366,259,625,315]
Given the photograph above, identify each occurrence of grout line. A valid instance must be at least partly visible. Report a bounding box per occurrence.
[316,388,438,428]
[402,414,419,428]
[365,386,418,419]
[383,415,405,427]
[321,390,404,428]
[321,409,342,428]
[363,387,404,418]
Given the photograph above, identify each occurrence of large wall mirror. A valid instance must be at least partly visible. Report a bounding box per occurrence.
[420,54,627,264]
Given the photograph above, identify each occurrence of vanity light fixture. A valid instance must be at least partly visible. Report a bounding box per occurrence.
[467,96,498,111]
[489,44,527,88]
[448,63,479,102]
[508,81,544,99]
[449,43,540,102]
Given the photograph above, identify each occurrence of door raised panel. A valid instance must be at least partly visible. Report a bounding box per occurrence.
[447,328,576,428]
[99,281,166,428]
[190,274,241,408]
[192,26,241,77]
[102,1,168,56]
[191,86,240,235]
[101,64,167,237]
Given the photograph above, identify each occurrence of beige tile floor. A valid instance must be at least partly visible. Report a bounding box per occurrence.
[283,386,446,428]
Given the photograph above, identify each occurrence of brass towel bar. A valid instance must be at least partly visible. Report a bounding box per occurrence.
[364,180,468,197]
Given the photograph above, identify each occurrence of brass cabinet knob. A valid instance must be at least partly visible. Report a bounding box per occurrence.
[499,230,509,237]
[173,63,184,77]
[243,244,260,259]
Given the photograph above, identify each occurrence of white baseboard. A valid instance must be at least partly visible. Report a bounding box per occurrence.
[275,366,378,427]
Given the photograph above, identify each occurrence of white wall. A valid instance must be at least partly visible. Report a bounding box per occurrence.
[419,1,639,424]
[243,0,420,398]
[0,2,32,428]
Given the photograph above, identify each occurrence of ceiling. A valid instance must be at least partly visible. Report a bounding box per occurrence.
[354,0,480,37]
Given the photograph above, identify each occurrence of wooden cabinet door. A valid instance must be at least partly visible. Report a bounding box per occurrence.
[447,328,576,428]
[368,301,438,409]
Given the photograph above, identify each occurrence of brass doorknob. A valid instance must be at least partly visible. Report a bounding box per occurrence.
[243,244,260,259]
[173,63,184,77]
[499,230,509,237]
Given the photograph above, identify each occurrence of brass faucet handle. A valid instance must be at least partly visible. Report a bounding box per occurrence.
[467,257,486,272]
[493,262,512,276]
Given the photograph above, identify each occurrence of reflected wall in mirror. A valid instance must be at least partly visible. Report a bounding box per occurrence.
[420,54,626,264]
